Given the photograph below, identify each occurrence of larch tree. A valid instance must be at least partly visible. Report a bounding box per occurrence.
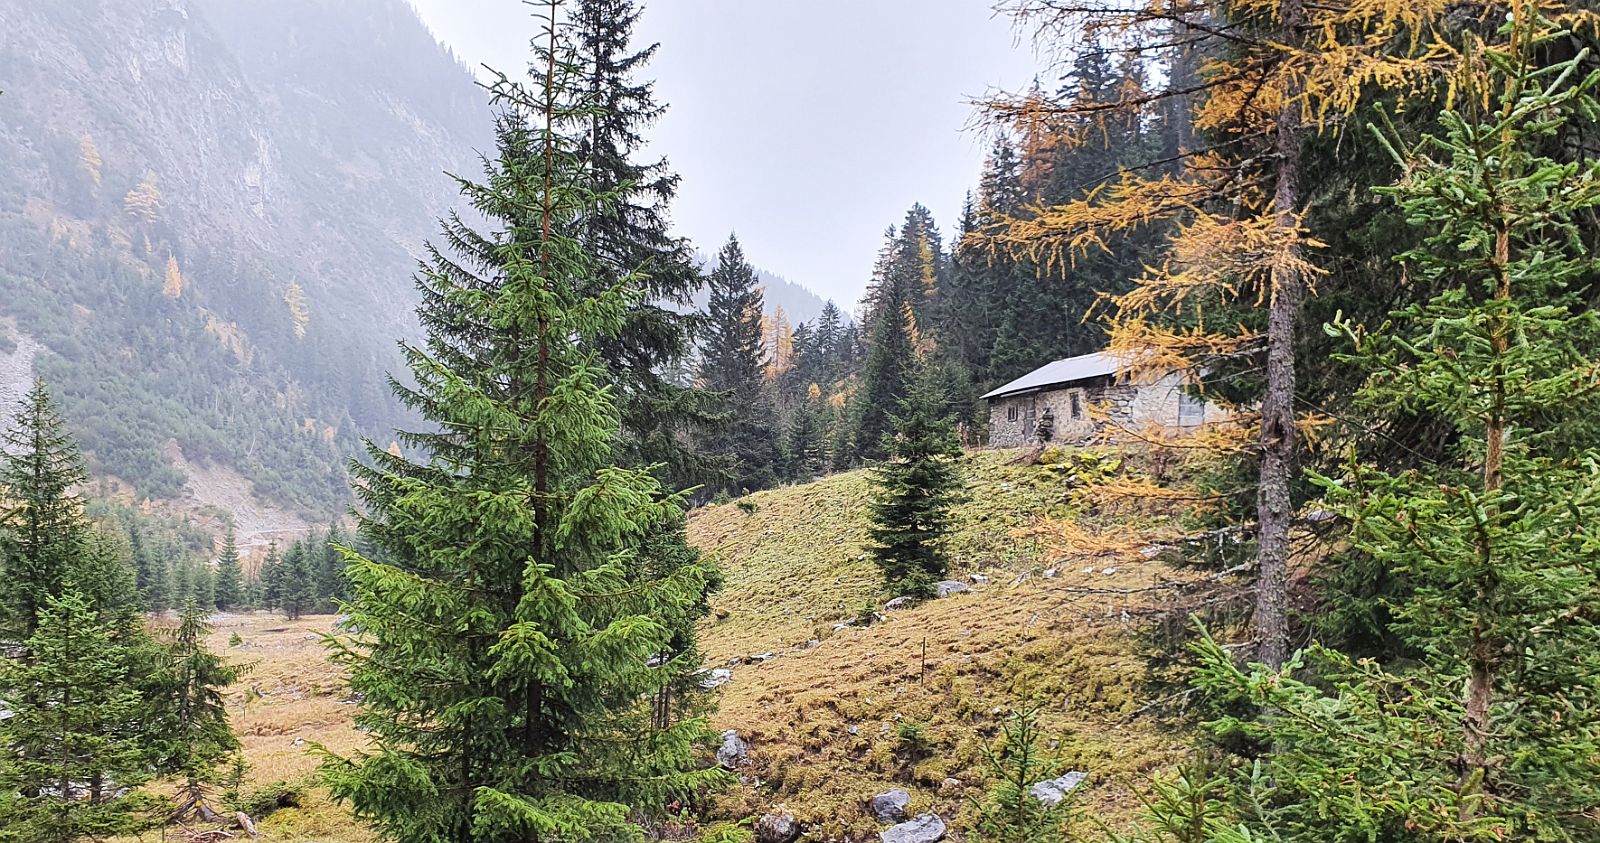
[78,133,101,190]
[982,0,1458,667]
[122,171,162,226]
[1132,12,1600,842]
[163,254,184,299]
[322,3,724,840]
[284,281,310,338]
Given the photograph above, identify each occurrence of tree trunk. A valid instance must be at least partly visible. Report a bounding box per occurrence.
[1461,190,1513,821]
[1253,0,1306,671]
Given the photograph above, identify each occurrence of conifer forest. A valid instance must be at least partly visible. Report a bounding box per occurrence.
[4,0,1600,841]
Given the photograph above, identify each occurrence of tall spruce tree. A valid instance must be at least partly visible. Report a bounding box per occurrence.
[852,222,925,462]
[0,379,89,639]
[867,369,966,598]
[697,234,778,494]
[322,5,723,839]
[213,526,243,612]
[570,0,714,486]
[0,589,151,843]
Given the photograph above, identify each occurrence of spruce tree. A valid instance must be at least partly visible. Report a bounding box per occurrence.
[258,542,284,611]
[279,543,314,621]
[867,370,966,598]
[212,526,243,612]
[0,379,89,639]
[130,525,172,614]
[697,234,778,494]
[0,589,151,843]
[315,525,349,607]
[852,224,923,463]
[785,385,827,481]
[569,0,715,488]
[75,527,140,627]
[155,600,241,822]
[322,6,723,839]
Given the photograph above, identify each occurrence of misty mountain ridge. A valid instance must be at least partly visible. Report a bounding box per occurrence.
[0,0,830,529]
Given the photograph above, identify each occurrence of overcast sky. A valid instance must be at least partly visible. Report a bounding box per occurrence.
[406,0,1042,310]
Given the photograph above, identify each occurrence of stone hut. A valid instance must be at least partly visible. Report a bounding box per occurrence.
[982,351,1223,448]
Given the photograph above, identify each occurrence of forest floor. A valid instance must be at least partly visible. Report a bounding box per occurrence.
[139,446,1215,842]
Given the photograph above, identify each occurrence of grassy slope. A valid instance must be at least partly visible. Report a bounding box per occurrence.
[154,447,1199,842]
[690,448,1197,841]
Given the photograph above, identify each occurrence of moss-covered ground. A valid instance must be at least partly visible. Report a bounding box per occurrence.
[689,448,1204,841]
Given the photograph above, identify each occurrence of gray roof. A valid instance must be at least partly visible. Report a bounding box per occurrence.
[981,351,1125,400]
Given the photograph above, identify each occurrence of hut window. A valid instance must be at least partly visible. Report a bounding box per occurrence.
[1069,391,1082,419]
[1007,404,1019,422]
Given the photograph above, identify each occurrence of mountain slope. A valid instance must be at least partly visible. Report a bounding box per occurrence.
[0,0,489,521]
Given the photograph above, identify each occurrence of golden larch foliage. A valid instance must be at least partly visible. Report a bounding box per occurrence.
[163,254,183,299]
[79,134,102,189]
[284,281,310,338]
[763,306,794,381]
[123,171,162,225]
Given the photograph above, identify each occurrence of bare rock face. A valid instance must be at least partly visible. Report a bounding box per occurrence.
[755,811,801,843]
[879,814,945,843]
[935,581,970,598]
[868,788,911,822]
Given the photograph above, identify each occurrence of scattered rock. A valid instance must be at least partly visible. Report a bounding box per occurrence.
[755,811,801,843]
[290,738,306,748]
[1042,568,1058,578]
[937,778,963,797]
[698,668,733,690]
[934,580,970,598]
[848,724,860,736]
[743,652,776,664]
[1030,771,1087,806]
[1011,572,1031,586]
[883,596,917,612]
[1101,567,1119,575]
[803,639,821,649]
[880,813,946,843]
[969,574,990,585]
[714,607,731,620]
[716,729,748,768]
[868,788,911,822]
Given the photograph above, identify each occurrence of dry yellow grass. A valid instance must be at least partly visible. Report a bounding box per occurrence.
[128,446,1204,842]
[118,613,373,843]
[688,448,1204,841]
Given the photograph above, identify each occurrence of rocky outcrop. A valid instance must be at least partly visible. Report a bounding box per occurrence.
[868,788,910,822]
[755,811,801,843]
[717,730,749,768]
[879,814,945,843]
[1030,771,1087,806]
